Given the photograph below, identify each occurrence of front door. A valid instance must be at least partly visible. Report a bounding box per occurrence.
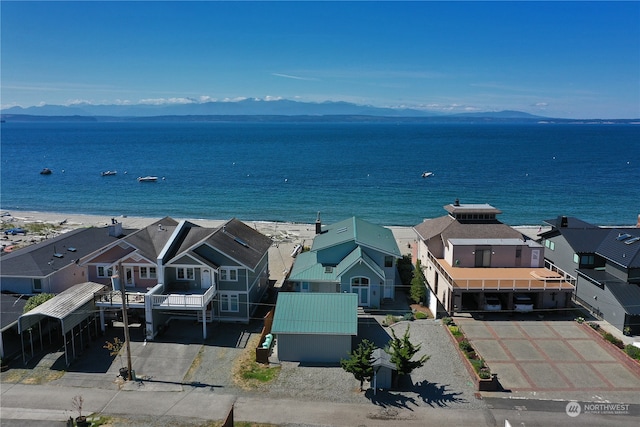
[353,286,369,306]
[124,267,134,287]
[351,277,370,307]
[384,279,394,299]
[202,269,211,289]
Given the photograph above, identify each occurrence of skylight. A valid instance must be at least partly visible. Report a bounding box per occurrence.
[624,236,640,245]
[616,233,632,241]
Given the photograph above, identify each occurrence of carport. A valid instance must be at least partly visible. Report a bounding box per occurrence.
[18,282,106,366]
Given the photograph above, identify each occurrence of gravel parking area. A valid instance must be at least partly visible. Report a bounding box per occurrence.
[187,316,486,412]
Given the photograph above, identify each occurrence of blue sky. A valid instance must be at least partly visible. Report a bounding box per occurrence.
[1,1,639,118]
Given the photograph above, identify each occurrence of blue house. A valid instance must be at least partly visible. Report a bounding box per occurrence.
[288,217,401,308]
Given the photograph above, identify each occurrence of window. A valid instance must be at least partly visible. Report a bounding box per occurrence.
[549,241,555,251]
[176,267,194,280]
[351,277,369,286]
[140,266,157,279]
[220,268,238,281]
[574,254,580,264]
[581,255,595,265]
[220,293,239,312]
[545,240,550,248]
[33,278,42,292]
[384,256,394,268]
[97,266,114,278]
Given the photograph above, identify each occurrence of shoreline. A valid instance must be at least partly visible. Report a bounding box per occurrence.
[0,209,551,255]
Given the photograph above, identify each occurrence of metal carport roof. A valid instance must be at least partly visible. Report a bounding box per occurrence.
[18,282,107,335]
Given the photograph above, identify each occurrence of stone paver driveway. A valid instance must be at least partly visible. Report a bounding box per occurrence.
[455,317,640,393]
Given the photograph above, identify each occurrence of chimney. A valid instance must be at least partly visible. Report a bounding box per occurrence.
[108,222,123,237]
[315,211,322,235]
[560,216,568,228]
[454,198,460,207]
[636,214,640,228]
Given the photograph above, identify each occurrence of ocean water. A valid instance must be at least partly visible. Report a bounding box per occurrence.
[1,121,638,227]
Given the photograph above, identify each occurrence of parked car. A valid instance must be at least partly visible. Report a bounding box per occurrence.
[484,296,502,311]
[4,227,27,236]
[514,294,534,312]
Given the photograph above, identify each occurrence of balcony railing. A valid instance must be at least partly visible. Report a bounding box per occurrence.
[150,285,217,309]
[452,278,572,291]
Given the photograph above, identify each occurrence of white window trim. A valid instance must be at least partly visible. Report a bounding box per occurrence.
[220,267,238,282]
[220,292,240,312]
[176,267,195,281]
[140,266,157,279]
[97,265,114,278]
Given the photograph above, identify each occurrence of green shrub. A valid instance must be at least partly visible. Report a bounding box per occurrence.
[414,311,428,320]
[470,358,484,373]
[478,368,492,379]
[402,312,414,322]
[588,322,600,331]
[449,325,463,337]
[459,340,473,353]
[624,344,640,360]
[603,332,624,348]
[24,293,55,313]
[442,317,454,326]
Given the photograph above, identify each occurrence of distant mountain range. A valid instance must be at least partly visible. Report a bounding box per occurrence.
[1,99,636,123]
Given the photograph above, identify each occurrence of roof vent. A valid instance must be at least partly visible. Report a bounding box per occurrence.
[53,253,64,258]
[234,237,249,247]
[336,227,348,234]
[67,247,77,252]
[324,266,334,273]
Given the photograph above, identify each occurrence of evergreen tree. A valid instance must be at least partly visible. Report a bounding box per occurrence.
[386,326,429,376]
[340,339,375,391]
[410,260,427,304]
[23,293,55,313]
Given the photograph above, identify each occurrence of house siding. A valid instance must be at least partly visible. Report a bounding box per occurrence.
[576,276,626,331]
[276,334,351,363]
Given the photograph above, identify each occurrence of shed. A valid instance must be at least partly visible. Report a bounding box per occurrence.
[371,348,396,390]
[271,292,358,363]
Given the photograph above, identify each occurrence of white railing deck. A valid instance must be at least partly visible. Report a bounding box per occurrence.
[151,285,217,309]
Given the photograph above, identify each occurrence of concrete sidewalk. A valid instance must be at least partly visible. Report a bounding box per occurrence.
[0,382,496,427]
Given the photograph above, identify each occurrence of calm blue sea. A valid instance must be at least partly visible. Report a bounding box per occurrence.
[1,121,638,227]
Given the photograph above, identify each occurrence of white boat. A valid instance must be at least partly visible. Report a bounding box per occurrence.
[101,170,117,176]
[137,176,158,182]
[421,171,434,178]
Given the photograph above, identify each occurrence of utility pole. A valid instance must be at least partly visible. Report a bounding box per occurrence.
[118,261,133,381]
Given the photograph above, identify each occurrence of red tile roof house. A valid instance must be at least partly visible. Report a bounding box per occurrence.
[413,201,574,318]
[82,217,272,340]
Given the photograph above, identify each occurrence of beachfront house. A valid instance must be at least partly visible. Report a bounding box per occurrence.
[287,216,401,308]
[414,200,574,317]
[0,224,129,295]
[541,216,640,334]
[83,217,272,340]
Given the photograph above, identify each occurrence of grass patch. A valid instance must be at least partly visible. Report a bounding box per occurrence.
[183,346,205,383]
[232,335,280,390]
[2,368,65,384]
[23,222,63,235]
[414,311,428,320]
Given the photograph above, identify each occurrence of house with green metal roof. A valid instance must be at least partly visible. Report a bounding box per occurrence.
[287,217,401,308]
[271,292,358,363]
